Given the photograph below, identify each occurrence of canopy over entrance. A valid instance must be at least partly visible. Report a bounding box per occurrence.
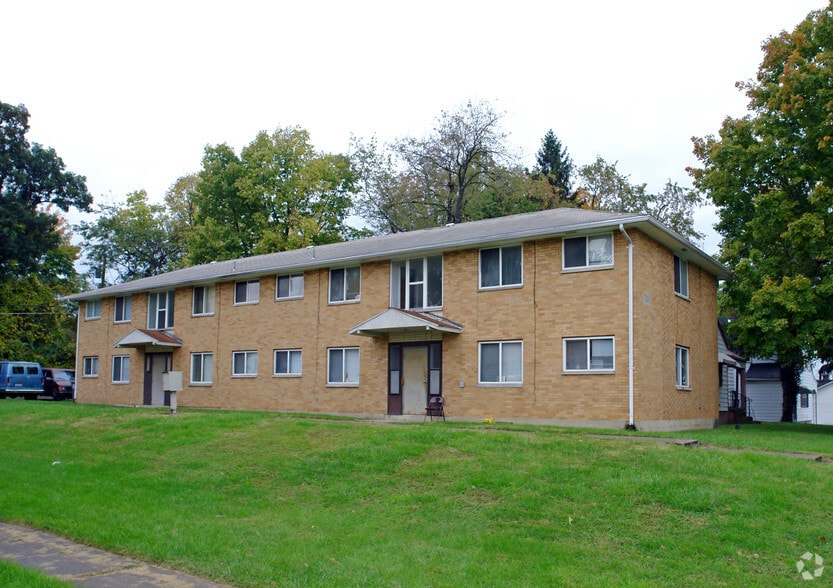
[113,329,183,349]
[349,308,463,338]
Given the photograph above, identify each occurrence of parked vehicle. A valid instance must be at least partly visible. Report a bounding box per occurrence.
[0,361,44,399]
[43,368,74,401]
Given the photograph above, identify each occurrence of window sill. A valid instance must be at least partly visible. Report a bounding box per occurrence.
[233,301,260,307]
[111,381,129,385]
[562,370,616,375]
[231,374,258,378]
[328,299,361,306]
[82,375,99,378]
[84,317,101,321]
[477,382,523,388]
[191,313,215,318]
[674,292,691,302]
[478,283,523,292]
[273,374,302,378]
[189,382,213,387]
[326,382,359,388]
[275,296,303,302]
[114,320,132,325]
[676,386,692,392]
[561,264,614,274]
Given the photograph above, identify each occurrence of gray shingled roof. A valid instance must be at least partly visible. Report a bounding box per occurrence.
[67,208,730,301]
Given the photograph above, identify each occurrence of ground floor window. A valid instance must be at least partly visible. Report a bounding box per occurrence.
[479,340,523,384]
[83,356,99,377]
[676,345,690,388]
[274,349,302,376]
[564,337,614,372]
[112,355,130,383]
[232,351,258,377]
[800,393,809,408]
[328,347,359,384]
[191,352,213,384]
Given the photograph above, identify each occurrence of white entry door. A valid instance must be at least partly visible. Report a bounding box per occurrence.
[402,346,428,415]
[151,354,167,406]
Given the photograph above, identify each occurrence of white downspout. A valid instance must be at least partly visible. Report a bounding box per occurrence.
[619,224,635,429]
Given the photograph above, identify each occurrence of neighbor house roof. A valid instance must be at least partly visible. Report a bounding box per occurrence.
[67,208,730,301]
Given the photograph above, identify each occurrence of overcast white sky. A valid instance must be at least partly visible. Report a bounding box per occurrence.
[4,0,825,255]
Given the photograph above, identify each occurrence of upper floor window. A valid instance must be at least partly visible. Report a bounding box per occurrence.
[329,266,360,303]
[192,285,215,316]
[234,280,260,305]
[148,291,175,330]
[564,336,615,372]
[85,299,101,320]
[676,345,690,388]
[276,274,304,300]
[563,234,613,270]
[674,256,689,298]
[114,295,132,323]
[480,245,522,289]
[391,256,442,310]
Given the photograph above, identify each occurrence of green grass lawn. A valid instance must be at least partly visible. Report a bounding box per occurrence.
[0,560,73,588]
[1,401,831,587]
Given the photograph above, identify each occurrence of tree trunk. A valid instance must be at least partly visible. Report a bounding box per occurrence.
[779,362,800,423]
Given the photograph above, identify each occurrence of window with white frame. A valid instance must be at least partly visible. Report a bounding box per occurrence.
[674,256,689,298]
[480,245,522,288]
[114,295,132,323]
[563,337,615,371]
[479,341,523,384]
[192,285,215,316]
[82,356,99,377]
[328,347,359,384]
[148,291,175,330]
[390,256,442,310]
[675,345,690,388]
[563,234,613,269]
[232,351,258,377]
[329,267,361,303]
[276,274,304,300]
[112,355,130,383]
[191,352,213,384]
[234,280,260,305]
[85,299,101,320]
[274,349,302,376]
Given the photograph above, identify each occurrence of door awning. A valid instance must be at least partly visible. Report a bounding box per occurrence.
[349,308,463,338]
[113,329,183,349]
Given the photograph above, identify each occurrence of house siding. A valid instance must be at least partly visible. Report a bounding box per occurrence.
[72,221,721,431]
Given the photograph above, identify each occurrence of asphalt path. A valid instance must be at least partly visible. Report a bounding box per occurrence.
[0,522,231,587]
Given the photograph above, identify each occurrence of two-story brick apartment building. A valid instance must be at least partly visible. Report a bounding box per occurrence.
[67,208,729,431]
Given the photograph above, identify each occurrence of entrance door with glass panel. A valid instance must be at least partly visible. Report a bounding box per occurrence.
[388,343,442,416]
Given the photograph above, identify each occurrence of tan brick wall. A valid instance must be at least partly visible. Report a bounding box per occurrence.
[74,229,720,430]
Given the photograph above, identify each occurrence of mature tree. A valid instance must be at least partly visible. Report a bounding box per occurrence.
[189,128,363,264]
[0,215,81,366]
[533,129,574,201]
[576,156,703,241]
[164,174,198,265]
[691,5,833,421]
[78,190,184,285]
[354,100,516,233]
[0,101,91,279]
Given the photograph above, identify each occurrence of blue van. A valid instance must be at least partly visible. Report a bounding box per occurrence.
[0,361,44,399]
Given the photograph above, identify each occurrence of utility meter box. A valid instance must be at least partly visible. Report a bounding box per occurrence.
[162,371,182,392]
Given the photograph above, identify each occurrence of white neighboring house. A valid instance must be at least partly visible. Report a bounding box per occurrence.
[817,378,833,425]
[717,321,748,424]
[744,358,817,423]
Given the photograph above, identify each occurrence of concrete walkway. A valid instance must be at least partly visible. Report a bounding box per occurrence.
[0,522,231,587]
